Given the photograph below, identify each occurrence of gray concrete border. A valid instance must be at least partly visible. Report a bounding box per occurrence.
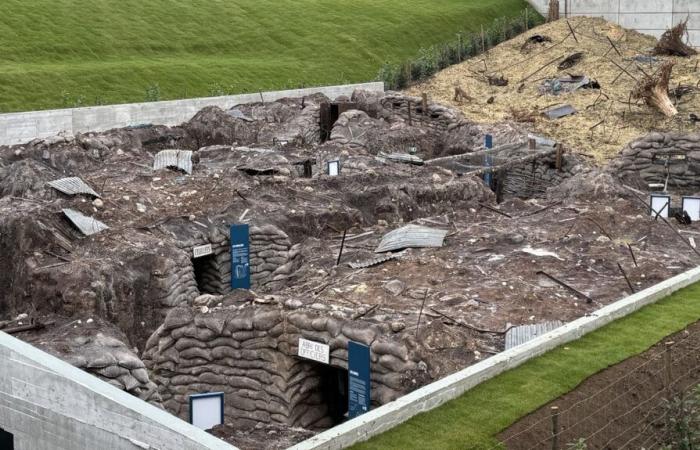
[0,82,385,146]
[290,265,700,449]
[527,0,699,46]
[0,331,237,450]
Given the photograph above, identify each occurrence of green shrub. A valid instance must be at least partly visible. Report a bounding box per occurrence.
[144,83,161,102]
[377,6,544,90]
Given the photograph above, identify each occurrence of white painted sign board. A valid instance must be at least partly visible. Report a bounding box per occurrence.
[682,197,700,221]
[650,195,670,218]
[193,244,213,258]
[328,160,340,177]
[298,338,330,364]
[189,392,224,430]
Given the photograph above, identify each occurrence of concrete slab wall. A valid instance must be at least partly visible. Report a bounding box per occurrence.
[0,82,385,146]
[0,332,236,450]
[291,265,700,450]
[528,0,700,46]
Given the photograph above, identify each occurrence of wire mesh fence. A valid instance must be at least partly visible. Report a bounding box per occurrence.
[496,327,700,449]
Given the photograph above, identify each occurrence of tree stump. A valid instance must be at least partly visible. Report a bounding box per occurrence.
[653,19,698,57]
[548,0,560,22]
[632,61,678,117]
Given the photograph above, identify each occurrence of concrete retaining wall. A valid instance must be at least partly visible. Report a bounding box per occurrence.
[291,265,700,449]
[528,0,700,46]
[0,82,385,146]
[0,331,236,450]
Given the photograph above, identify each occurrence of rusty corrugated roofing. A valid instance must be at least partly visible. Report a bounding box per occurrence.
[48,177,100,198]
[62,208,109,236]
[153,150,193,174]
[375,225,448,253]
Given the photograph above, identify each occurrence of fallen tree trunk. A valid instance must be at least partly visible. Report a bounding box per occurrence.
[632,61,678,117]
[653,19,697,57]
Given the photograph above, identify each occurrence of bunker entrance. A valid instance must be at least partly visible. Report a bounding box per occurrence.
[192,254,225,295]
[313,363,349,427]
[320,102,357,142]
[0,427,13,450]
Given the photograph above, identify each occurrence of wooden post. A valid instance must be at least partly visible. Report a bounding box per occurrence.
[525,8,529,31]
[664,342,673,400]
[457,33,463,61]
[551,406,560,450]
[548,0,560,22]
[421,93,428,120]
[528,138,537,150]
[407,100,413,126]
[481,25,485,53]
[416,289,429,337]
[555,145,563,172]
[336,229,347,266]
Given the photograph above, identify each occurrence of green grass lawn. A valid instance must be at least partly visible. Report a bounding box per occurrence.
[0,0,529,112]
[354,281,700,450]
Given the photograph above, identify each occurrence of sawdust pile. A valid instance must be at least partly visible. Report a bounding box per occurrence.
[407,17,700,162]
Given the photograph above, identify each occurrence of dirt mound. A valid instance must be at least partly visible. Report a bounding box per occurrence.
[407,17,700,162]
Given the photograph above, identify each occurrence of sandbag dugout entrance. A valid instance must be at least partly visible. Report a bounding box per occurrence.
[312,362,349,427]
[320,102,357,142]
[190,242,231,295]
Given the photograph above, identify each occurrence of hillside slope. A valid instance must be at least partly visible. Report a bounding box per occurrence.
[0,0,529,112]
[407,17,700,161]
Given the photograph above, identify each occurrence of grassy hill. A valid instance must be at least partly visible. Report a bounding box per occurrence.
[0,0,530,112]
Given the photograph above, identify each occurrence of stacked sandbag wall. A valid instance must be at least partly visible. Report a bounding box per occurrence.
[142,302,419,430]
[611,132,700,190]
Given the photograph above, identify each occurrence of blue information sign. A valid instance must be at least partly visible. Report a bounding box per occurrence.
[348,341,371,419]
[230,224,250,289]
[483,134,494,187]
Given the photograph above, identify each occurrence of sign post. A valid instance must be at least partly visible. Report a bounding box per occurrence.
[230,224,250,289]
[348,341,371,419]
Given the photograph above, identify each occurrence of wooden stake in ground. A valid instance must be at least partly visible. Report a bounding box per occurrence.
[453,85,474,104]
[547,0,559,22]
[632,61,678,117]
[653,19,698,57]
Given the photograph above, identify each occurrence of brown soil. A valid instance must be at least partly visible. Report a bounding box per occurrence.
[499,321,700,449]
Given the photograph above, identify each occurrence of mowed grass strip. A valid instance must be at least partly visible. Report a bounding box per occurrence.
[353,281,700,450]
[0,0,528,112]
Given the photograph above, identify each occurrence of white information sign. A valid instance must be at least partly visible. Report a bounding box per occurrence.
[193,244,213,258]
[298,338,330,364]
[682,197,700,221]
[189,392,224,430]
[328,160,340,177]
[650,195,670,218]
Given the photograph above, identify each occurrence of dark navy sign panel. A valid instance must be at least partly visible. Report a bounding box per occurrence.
[230,224,251,289]
[348,341,371,419]
[483,134,494,187]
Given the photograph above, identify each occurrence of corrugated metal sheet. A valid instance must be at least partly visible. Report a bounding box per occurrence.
[505,321,564,350]
[47,177,100,198]
[543,105,577,119]
[62,208,109,236]
[375,225,448,253]
[377,152,424,166]
[349,253,401,269]
[153,150,193,174]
